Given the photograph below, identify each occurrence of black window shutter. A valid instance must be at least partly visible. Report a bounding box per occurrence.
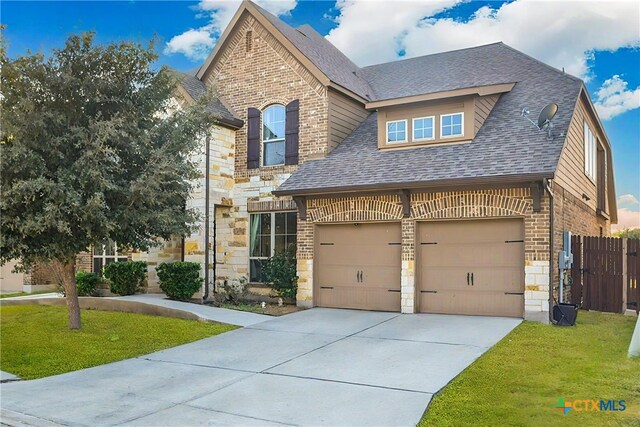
[285,100,299,165]
[247,107,260,169]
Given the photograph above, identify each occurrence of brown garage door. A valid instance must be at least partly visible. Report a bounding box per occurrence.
[418,219,524,317]
[315,223,401,312]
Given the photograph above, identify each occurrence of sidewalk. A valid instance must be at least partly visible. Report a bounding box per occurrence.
[108,294,270,327]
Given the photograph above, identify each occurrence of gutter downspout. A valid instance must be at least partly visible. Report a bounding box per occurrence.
[203,134,211,301]
[544,178,554,323]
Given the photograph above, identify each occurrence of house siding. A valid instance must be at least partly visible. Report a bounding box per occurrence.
[474,94,500,135]
[555,95,609,214]
[328,89,369,152]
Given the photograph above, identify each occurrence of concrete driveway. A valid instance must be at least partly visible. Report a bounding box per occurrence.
[1,308,520,426]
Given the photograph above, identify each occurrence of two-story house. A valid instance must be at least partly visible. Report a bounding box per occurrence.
[114,1,616,323]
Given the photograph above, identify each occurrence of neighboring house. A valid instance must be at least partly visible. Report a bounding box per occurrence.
[24,1,617,322]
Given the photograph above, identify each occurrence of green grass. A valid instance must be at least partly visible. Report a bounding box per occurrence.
[0,290,55,299]
[0,305,237,379]
[420,311,640,427]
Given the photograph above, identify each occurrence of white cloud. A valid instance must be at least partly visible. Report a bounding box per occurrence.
[326,0,461,66]
[164,29,216,61]
[612,207,640,232]
[327,0,640,81]
[165,0,298,61]
[594,75,640,120]
[618,193,640,207]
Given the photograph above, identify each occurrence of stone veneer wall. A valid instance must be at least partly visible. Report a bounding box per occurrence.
[297,188,552,321]
[180,126,235,291]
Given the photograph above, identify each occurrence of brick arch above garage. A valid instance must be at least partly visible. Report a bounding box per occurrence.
[307,195,403,223]
[411,189,532,219]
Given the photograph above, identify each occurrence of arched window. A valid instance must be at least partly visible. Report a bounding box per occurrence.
[262,104,286,166]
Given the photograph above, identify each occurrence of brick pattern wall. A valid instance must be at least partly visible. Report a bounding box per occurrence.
[202,13,329,180]
[552,181,610,302]
[307,195,403,223]
[247,199,296,212]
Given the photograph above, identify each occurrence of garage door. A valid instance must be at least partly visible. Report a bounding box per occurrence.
[418,219,524,317]
[315,223,401,311]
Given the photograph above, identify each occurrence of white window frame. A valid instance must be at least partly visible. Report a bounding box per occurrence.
[440,112,464,138]
[92,240,127,275]
[386,119,408,144]
[412,116,435,141]
[584,121,596,182]
[262,104,286,167]
[248,211,297,283]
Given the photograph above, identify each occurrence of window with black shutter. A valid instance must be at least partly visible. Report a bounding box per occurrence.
[285,99,299,165]
[247,107,260,169]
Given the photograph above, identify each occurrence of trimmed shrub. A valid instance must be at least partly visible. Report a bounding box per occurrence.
[75,271,100,296]
[57,271,100,296]
[261,247,298,300]
[157,262,202,302]
[103,261,147,296]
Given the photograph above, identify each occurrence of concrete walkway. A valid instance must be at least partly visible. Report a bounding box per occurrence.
[0,370,20,383]
[108,294,271,327]
[0,308,520,426]
[2,293,271,327]
[1,293,61,300]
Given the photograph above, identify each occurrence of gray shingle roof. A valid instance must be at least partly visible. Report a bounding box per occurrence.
[252,3,374,100]
[275,43,584,195]
[171,69,243,129]
[362,43,521,101]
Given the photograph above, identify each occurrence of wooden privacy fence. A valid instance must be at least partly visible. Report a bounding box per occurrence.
[570,236,640,314]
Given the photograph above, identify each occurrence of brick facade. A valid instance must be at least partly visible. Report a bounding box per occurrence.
[297,188,552,319]
[552,181,610,303]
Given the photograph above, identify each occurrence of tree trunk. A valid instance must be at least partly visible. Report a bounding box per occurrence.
[54,258,82,329]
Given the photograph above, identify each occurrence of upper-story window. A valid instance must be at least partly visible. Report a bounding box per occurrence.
[262,105,286,166]
[386,119,407,143]
[441,113,464,138]
[413,116,435,141]
[584,121,596,181]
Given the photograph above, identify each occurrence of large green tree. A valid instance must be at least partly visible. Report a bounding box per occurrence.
[1,33,216,329]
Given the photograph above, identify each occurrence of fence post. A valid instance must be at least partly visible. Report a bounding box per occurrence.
[622,238,628,314]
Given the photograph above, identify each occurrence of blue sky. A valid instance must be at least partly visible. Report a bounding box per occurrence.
[3,0,639,228]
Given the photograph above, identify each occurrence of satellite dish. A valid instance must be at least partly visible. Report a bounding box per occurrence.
[537,103,558,130]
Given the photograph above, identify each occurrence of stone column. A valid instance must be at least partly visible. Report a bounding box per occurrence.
[401,219,416,313]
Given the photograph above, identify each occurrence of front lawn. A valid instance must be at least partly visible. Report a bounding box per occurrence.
[0,305,236,379]
[420,311,640,426]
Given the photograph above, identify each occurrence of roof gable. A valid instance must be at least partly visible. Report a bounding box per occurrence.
[196,1,372,101]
